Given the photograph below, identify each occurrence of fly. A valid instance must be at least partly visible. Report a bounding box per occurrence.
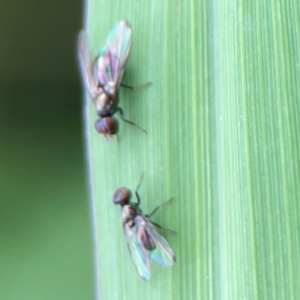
[78,20,148,139]
[113,174,176,280]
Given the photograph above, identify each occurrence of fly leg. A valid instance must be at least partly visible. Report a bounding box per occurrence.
[150,221,177,235]
[146,198,176,234]
[146,198,173,218]
[116,107,147,134]
[120,81,152,90]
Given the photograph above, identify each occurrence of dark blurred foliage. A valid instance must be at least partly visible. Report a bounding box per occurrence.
[0,1,94,299]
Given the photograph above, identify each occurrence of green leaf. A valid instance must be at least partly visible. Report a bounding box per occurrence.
[84,1,300,299]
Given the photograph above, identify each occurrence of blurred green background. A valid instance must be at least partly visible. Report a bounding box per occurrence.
[0,1,94,299]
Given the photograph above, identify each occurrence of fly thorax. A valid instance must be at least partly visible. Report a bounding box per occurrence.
[121,205,136,226]
[94,93,110,116]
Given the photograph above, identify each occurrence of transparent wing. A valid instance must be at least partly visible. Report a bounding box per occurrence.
[77,31,98,97]
[145,219,176,267]
[106,19,133,82]
[94,20,133,90]
[124,223,151,281]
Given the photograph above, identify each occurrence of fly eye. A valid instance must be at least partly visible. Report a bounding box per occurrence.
[95,117,119,136]
[113,187,131,206]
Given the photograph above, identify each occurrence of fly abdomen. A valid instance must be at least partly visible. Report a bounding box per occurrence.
[134,215,156,251]
[137,226,156,251]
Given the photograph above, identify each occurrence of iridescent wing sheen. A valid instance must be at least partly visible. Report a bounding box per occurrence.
[125,214,175,280]
[77,31,98,97]
[93,20,133,92]
[145,219,176,267]
[124,222,151,281]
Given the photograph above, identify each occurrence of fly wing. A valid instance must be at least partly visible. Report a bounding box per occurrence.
[106,19,133,84]
[145,219,176,267]
[94,20,133,91]
[77,31,98,97]
[124,223,151,281]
